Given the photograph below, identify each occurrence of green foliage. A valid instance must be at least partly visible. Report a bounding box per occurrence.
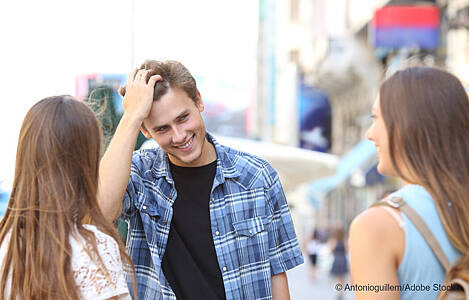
[84,85,148,151]
[84,86,120,149]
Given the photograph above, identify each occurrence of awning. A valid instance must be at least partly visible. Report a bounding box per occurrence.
[308,139,377,207]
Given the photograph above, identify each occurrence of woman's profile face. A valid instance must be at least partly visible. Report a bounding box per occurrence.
[366,95,395,176]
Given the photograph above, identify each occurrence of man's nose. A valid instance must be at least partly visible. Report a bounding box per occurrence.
[172,127,186,144]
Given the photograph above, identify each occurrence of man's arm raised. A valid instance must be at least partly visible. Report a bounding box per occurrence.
[98,69,162,223]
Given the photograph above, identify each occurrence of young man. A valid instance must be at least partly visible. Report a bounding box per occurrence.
[98,60,303,300]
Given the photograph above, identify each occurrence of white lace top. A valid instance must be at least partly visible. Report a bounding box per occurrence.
[0,224,131,300]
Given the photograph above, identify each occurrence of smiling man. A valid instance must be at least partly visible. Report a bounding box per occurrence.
[98,60,303,300]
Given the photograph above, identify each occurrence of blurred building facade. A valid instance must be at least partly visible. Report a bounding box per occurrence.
[446,0,469,84]
[255,0,469,238]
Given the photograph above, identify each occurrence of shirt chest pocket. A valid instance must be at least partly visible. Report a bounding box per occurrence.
[139,203,162,223]
[233,216,266,237]
[138,192,168,225]
[232,216,270,265]
[138,203,170,255]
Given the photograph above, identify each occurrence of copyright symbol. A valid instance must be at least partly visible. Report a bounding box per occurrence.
[335,283,343,291]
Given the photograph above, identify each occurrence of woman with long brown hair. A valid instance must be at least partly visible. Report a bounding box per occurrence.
[0,96,135,299]
[349,67,469,299]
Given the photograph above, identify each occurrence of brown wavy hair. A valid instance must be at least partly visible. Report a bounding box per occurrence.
[119,59,199,102]
[0,96,136,299]
[380,67,469,282]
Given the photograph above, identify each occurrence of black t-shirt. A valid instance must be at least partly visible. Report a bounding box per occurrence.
[161,160,226,300]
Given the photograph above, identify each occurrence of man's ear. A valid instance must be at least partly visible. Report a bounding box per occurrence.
[196,92,204,112]
[140,124,152,139]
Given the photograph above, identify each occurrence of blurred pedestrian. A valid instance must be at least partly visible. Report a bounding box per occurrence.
[329,226,349,300]
[0,96,134,299]
[306,229,322,280]
[349,67,469,300]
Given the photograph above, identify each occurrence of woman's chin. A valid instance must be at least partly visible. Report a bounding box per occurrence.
[377,163,391,176]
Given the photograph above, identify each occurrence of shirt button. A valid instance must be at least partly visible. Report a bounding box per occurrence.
[142,205,147,210]
[249,230,252,234]
[222,267,227,272]
[211,197,215,202]
[215,231,220,236]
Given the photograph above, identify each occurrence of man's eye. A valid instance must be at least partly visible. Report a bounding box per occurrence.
[156,127,167,132]
[179,115,188,121]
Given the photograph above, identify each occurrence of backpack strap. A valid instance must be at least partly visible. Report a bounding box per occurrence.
[371,196,451,272]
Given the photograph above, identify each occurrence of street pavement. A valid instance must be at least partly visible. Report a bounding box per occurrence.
[288,253,355,300]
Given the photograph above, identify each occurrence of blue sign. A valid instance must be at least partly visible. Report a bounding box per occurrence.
[298,76,331,152]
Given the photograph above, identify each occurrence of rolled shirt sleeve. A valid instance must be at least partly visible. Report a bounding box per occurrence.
[264,165,304,275]
[121,151,147,220]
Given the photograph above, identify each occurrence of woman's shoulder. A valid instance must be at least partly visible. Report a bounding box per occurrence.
[350,206,400,240]
[72,225,122,265]
[72,225,130,299]
[350,203,405,264]
[70,225,118,255]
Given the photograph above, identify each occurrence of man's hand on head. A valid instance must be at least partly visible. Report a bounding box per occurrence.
[119,69,162,124]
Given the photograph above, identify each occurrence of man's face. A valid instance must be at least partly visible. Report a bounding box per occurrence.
[141,87,212,167]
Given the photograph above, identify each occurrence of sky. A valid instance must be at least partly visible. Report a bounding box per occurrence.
[0,0,258,187]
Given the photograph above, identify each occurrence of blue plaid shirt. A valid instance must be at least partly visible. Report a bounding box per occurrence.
[122,134,303,299]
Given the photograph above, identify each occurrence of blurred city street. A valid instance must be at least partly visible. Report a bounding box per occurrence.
[288,253,354,300]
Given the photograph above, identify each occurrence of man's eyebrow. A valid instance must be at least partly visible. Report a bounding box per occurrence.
[176,109,190,119]
[151,124,168,132]
[151,110,190,132]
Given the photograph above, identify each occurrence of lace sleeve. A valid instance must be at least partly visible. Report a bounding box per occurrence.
[71,225,131,300]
